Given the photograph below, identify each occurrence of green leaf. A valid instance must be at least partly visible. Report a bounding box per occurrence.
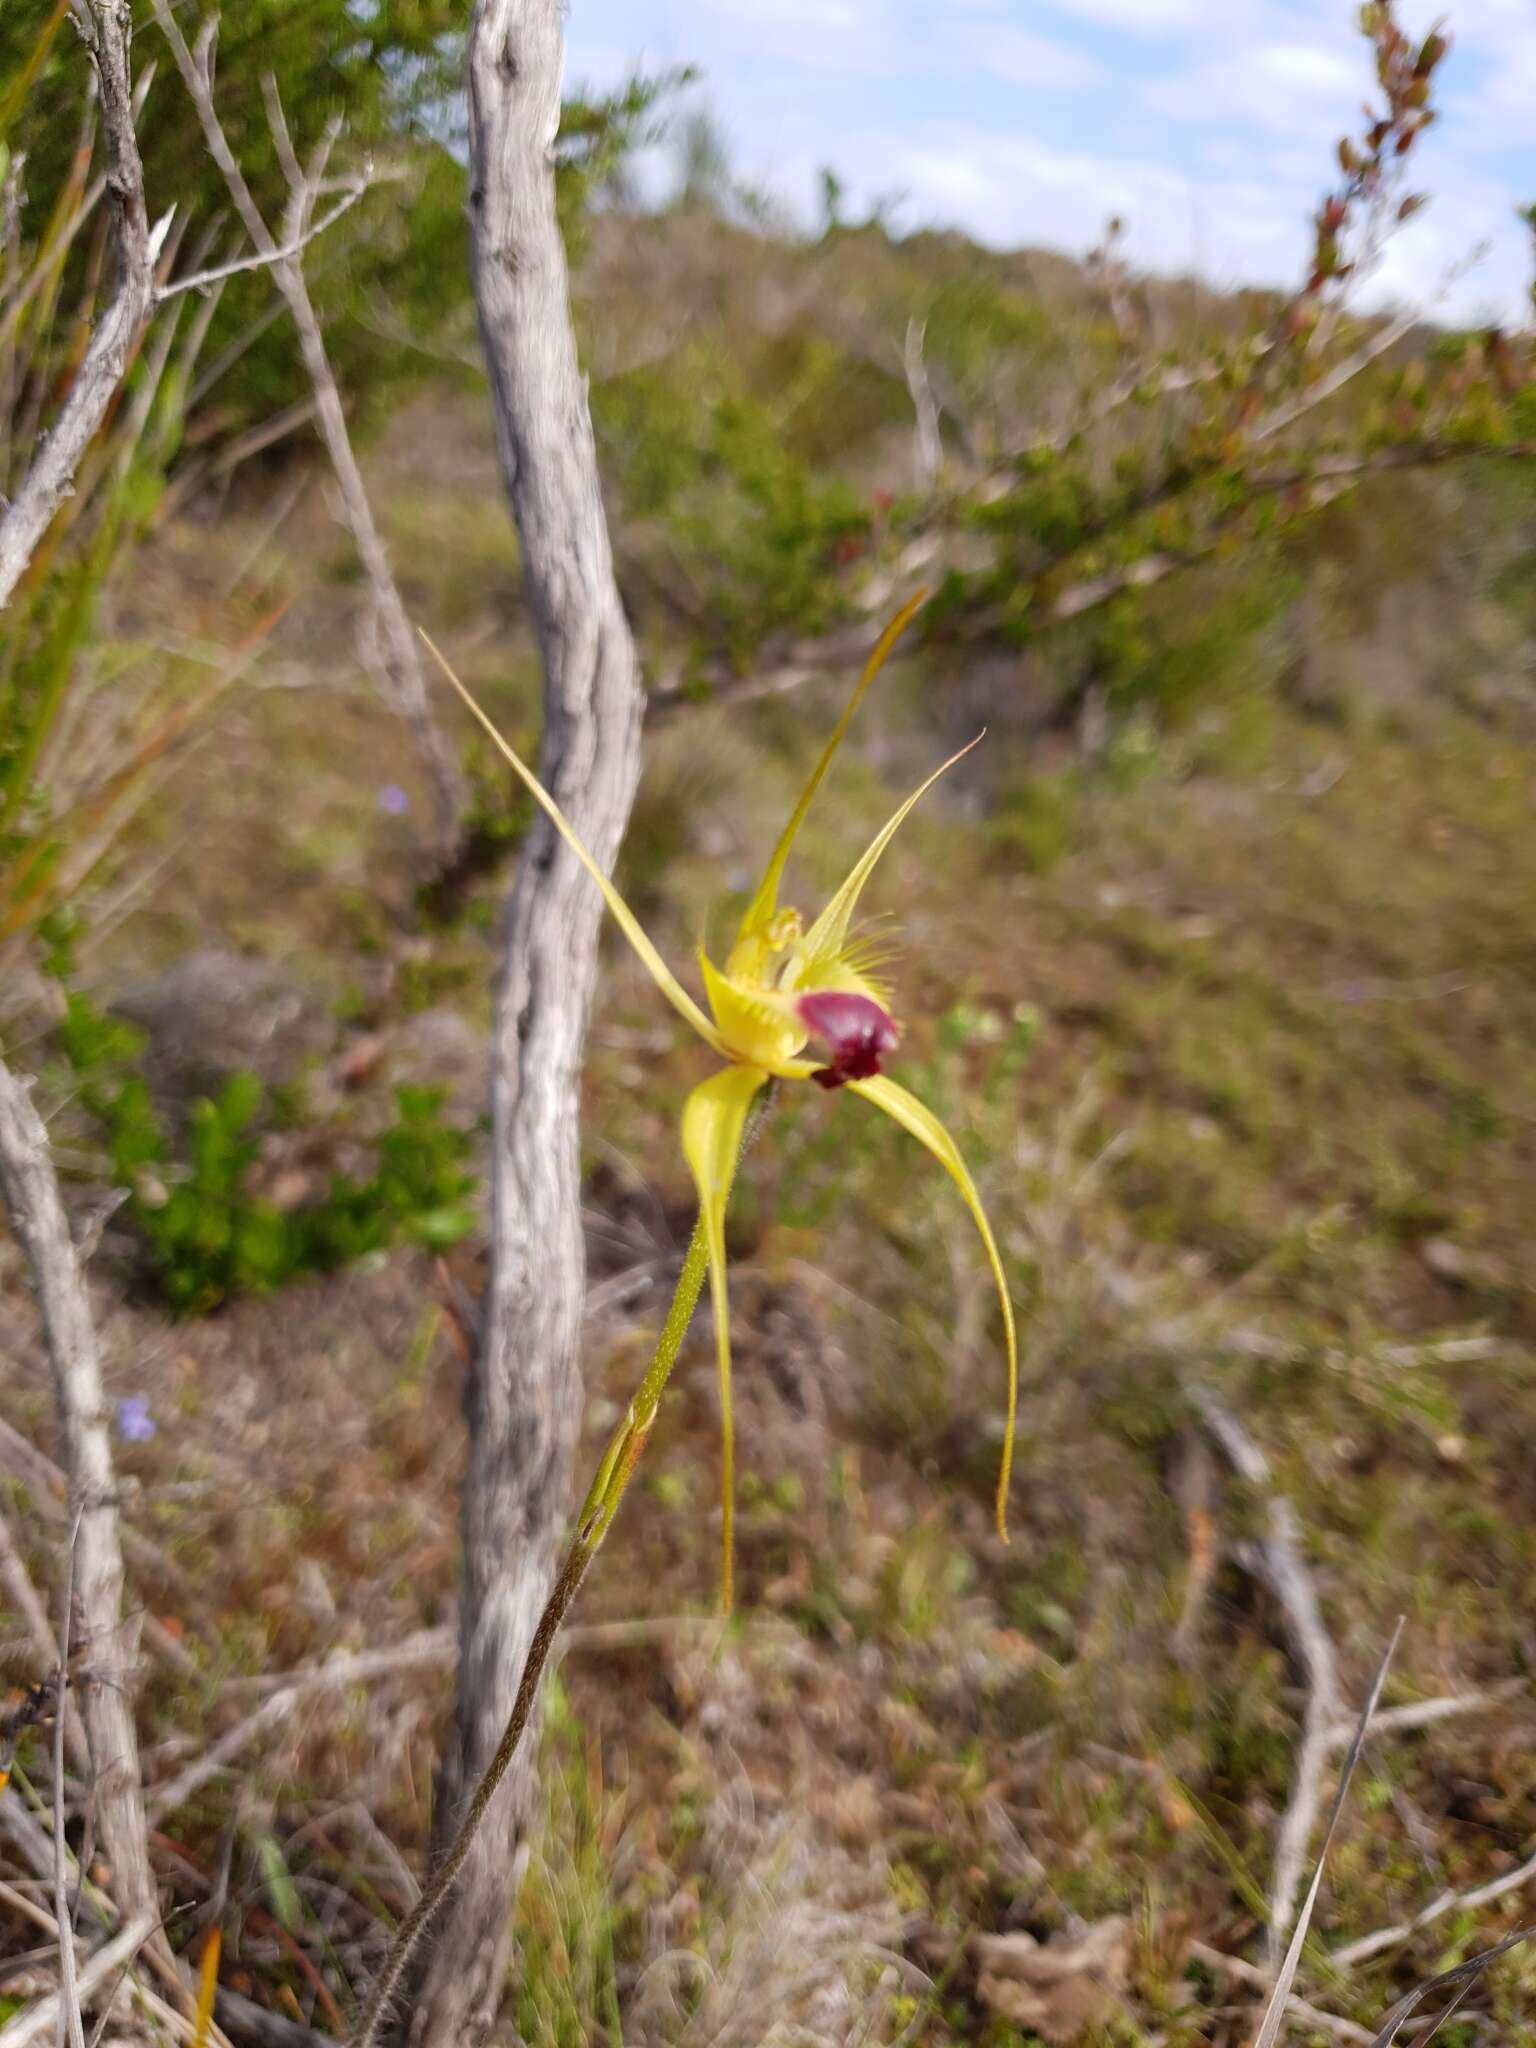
[257,1835,302,1934]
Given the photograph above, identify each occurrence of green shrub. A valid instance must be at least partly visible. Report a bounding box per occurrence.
[55,992,477,1313]
[594,339,871,666]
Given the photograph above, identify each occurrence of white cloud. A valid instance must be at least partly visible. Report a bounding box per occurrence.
[714,0,882,26]
[968,24,1105,88]
[1145,39,1359,139]
[833,127,1217,267]
[1040,0,1203,30]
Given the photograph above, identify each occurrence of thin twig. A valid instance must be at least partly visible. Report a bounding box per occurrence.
[1187,1942,1372,2046]
[146,1632,452,1821]
[0,1059,158,1939]
[1324,1682,1524,1753]
[1,1785,231,2048]
[0,1513,88,1773]
[154,180,370,302]
[52,1510,85,2048]
[1191,1387,1342,1964]
[0,1912,155,2048]
[1252,1621,1404,2048]
[146,0,465,859]
[217,1629,455,1699]
[0,1,155,609]
[1333,1844,1536,1971]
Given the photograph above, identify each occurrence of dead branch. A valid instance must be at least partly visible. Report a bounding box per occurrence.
[0,1910,155,2048]
[0,1,155,610]
[1325,1680,1524,1753]
[215,1614,704,1709]
[218,1628,454,1698]
[213,1987,333,2048]
[154,177,371,303]
[0,1511,88,1772]
[0,1055,158,1937]
[0,1876,60,1942]
[146,1632,456,1820]
[1186,1941,1372,2046]
[0,1784,231,2048]
[146,0,466,862]
[1333,1843,1536,1971]
[1190,1387,1341,1966]
[0,1417,198,1616]
[52,1514,86,2048]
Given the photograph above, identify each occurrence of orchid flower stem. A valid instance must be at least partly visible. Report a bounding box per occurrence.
[349,1533,593,2048]
[352,1095,774,2048]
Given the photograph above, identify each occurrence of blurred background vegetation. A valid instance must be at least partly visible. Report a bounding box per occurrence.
[3,1,1536,2042]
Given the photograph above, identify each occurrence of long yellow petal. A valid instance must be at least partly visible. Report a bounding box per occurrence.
[736,590,927,946]
[846,1073,1018,1540]
[681,1064,767,1612]
[423,632,728,1056]
[801,732,983,972]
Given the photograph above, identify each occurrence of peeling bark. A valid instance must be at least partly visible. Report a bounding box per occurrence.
[399,2,645,2040]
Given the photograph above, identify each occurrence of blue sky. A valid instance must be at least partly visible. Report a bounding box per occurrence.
[564,0,1536,323]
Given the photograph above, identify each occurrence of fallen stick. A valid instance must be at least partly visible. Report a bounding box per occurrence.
[1333,1843,1536,1970]
[0,1416,197,1602]
[0,1911,156,2048]
[1324,1681,1524,1752]
[0,1509,88,1772]
[1187,1940,1372,2046]
[0,1878,60,1942]
[216,1628,455,1699]
[219,1611,717,1701]
[1190,1388,1341,1965]
[0,1786,232,2048]
[149,1631,460,1819]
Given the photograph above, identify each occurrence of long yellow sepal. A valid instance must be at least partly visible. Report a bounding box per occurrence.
[846,1073,1018,1540]
[423,633,729,1058]
[192,1926,221,2048]
[801,732,983,975]
[736,591,927,947]
[680,1063,768,1611]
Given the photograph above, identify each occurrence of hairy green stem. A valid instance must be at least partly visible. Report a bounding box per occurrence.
[353,1087,773,2045]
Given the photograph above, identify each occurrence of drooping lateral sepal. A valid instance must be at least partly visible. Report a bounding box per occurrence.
[680,1063,768,1611]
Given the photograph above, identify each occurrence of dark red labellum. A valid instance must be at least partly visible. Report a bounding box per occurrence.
[797,990,900,1090]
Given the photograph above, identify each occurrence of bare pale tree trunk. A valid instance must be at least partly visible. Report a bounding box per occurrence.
[0,0,152,611]
[400,3,644,2039]
[903,316,943,497]
[0,1054,158,1938]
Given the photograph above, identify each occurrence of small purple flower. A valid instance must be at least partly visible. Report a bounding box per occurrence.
[116,1395,156,1443]
[377,784,411,817]
[796,990,901,1090]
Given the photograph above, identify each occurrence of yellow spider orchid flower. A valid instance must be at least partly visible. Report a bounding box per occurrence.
[425,595,1017,1609]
